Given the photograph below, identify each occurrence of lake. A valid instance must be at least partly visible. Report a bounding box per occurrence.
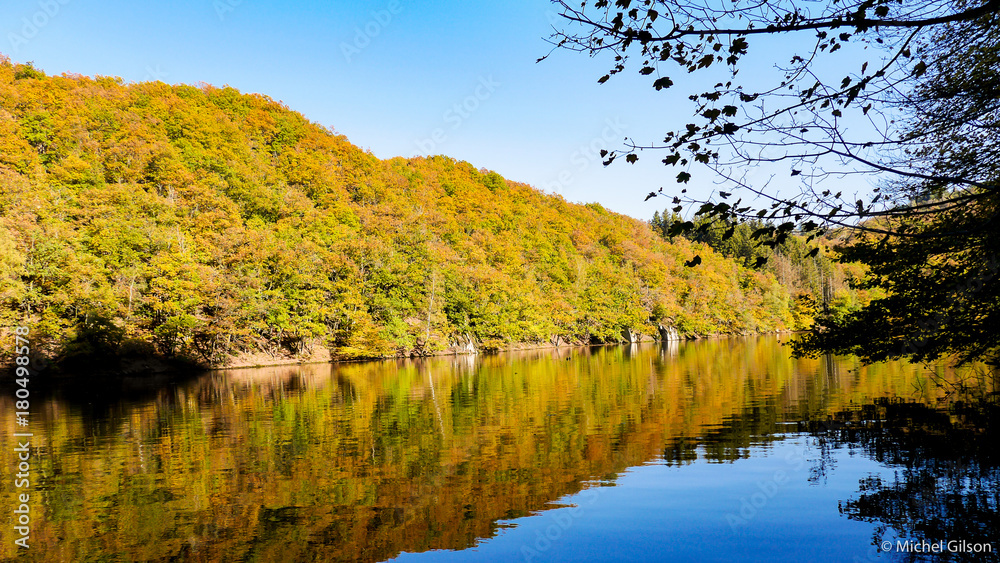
[2,336,997,562]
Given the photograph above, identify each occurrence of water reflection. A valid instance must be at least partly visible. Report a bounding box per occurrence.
[0,337,994,562]
[831,399,999,562]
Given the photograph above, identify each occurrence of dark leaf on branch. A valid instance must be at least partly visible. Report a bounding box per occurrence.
[653,76,674,90]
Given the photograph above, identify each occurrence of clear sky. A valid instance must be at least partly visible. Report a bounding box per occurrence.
[1,0,855,220]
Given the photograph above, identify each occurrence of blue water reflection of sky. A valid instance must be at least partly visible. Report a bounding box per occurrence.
[391,436,889,562]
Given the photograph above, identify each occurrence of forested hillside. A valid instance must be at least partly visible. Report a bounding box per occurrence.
[650,212,879,330]
[0,58,795,368]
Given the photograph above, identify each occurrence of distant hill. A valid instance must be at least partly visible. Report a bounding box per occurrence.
[0,57,795,369]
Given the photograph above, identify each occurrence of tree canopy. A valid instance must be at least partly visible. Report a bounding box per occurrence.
[549,0,1000,365]
[0,56,814,369]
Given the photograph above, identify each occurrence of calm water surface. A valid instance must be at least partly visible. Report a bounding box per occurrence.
[1,337,996,562]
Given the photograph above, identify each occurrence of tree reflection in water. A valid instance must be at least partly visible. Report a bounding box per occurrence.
[819,397,999,561]
[2,339,996,562]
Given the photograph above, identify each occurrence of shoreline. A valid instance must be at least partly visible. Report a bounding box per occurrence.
[209,330,798,372]
[4,330,799,380]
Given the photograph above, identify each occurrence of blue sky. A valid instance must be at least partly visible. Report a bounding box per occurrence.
[1,0,853,220]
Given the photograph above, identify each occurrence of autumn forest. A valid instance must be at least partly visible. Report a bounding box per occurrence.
[0,57,870,370]
[2,0,997,559]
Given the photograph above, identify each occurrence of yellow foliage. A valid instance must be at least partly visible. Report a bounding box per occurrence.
[0,59,801,364]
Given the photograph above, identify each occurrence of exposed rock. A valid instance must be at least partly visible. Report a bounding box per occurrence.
[621,328,636,343]
[657,324,682,341]
[409,338,432,358]
[448,333,478,355]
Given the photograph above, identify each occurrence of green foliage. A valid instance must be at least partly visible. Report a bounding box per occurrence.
[794,14,1000,366]
[555,1,1000,366]
[0,60,801,366]
[651,211,877,331]
[795,207,1000,366]
[12,62,45,81]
